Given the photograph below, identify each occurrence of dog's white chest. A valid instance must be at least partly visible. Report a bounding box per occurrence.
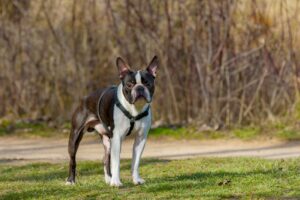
[113,105,151,137]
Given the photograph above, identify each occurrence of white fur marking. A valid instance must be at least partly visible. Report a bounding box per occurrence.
[65,181,75,185]
[117,84,149,116]
[135,71,142,84]
[102,135,111,184]
[94,124,106,135]
[110,133,123,187]
[109,84,152,187]
[131,111,151,185]
[104,167,111,184]
[102,135,111,149]
[84,115,97,125]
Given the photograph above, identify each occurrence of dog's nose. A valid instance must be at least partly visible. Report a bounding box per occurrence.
[136,86,144,93]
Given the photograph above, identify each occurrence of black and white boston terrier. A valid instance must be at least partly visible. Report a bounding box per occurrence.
[66,56,158,187]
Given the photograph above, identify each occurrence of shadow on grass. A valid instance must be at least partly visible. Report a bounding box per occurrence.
[143,169,299,199]
[1,188,64,200]
[145,169,275,191]
[120,158,171,171]
[0,162,100,182]
[0,159,169,182]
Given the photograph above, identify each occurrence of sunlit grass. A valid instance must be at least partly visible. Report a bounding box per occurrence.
[2,121,300,141]
[0,157,300,199]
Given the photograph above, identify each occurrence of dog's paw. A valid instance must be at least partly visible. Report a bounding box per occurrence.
[65,177,75,185]
[133,177,145,185]
[65,180,75,185]
[110,177,123,187]
[104,175,111,185]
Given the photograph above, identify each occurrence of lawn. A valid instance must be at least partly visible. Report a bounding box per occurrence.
[0,157,300,199]
[2,118,300,141]
[3,119,300,141]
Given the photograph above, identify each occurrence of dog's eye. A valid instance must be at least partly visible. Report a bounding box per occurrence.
[126,82,134,88]
[143,80,151,87]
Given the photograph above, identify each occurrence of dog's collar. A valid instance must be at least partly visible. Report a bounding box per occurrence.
[115,94,150,136]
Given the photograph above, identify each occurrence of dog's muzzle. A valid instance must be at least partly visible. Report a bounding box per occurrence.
[132,85,151,103]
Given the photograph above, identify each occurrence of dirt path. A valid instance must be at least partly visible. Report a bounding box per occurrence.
[1,135,300,164]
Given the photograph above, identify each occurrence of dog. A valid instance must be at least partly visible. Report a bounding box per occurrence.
[66,56,158,187]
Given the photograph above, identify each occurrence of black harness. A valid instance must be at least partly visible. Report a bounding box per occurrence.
[98,86,150,136]
[115,97,150,136]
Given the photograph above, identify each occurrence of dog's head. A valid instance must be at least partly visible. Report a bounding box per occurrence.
[116,56,159,104]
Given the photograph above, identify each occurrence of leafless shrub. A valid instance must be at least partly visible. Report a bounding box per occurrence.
[0,0,299,127]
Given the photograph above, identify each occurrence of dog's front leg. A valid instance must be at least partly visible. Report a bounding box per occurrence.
[131,126,149,185]
[110,134,123,187]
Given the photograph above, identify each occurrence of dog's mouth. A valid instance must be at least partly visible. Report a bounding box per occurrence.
[136,93,146,100]
[133,93,150,104]
[133,94,146,103]
[134,95,149,110]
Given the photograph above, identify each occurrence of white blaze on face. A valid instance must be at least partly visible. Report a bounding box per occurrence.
[135,71,142,84]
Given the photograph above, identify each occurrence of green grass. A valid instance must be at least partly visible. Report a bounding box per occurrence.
[275,129,300,140]
[149,127,227,140]
[1,119,300,141]
[149,124,300,141]
[0,157,300,199]
[149,126,263,141]
[0,121,68,138]
[232,127,261,140]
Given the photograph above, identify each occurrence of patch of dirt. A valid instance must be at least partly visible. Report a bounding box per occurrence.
[0,135,299,164]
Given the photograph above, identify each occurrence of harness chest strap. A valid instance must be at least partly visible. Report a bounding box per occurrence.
[115,99,150,136]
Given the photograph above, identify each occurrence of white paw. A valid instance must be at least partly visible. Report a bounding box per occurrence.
[65,180,75,185]
[133,177,145,185]
[104,175,111,184]
[110,177,123,187]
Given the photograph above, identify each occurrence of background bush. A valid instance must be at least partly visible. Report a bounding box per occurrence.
[1,0,300,128]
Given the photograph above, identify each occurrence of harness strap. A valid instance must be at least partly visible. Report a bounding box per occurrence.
[115,97,150,136]
[97,86,150,137]
[97,86,117,134]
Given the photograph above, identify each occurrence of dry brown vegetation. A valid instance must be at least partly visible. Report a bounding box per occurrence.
[1,0,300,128]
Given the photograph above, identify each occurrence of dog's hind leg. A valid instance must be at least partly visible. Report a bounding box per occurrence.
[87,122,111,184]
[93,124,111,184]
[66,105,87,185]
[99,134,111,184]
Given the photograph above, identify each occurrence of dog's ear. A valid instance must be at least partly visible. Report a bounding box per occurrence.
[116,57,131,79]
[146,56,159,78]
